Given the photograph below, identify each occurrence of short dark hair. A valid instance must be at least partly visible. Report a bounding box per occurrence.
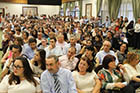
[85,46,94,51]
[47,55,59,63]
[23,31,29,38]
[28,38,37,44]
[102,54,116,69]
[50,37,57,42]
[12,44,22,53]
[75,57,94,72]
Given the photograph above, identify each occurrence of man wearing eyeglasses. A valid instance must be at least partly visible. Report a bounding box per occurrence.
[0,45,22,79]
[40,55,77,93]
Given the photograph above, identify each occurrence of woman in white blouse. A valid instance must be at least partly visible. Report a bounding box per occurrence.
[123,52,140,83]
[30,49,46,78]
[72,57,101,93]
[0,57,41,93]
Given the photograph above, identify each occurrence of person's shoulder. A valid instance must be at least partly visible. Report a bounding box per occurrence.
[59,55,67,59]
[55,46,62,50]
[98,68,106,74]
[72,71,78,77]
[34,77,40,82]
[123,63,130,67]
[23,43,29,48]
[44,46,49,50]
[41,70,49,77]
[74,57,79,61]
[96,50,104,55]
[76,43,81,46]
[60,68,71,74]
[1,75,10,82]
[109,50,115,54]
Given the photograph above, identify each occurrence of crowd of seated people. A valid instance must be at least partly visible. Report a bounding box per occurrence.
[0,14,140,93]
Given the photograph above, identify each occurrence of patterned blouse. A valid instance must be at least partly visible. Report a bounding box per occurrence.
[98,68,123,90]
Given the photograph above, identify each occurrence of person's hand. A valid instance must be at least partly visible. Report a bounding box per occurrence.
[115,82,126,88]
[8,57,14,67]
[118,64,126,73]
[70,54,76,62]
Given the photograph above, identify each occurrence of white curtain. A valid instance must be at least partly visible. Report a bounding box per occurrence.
[101,0,134,23]
[118,0,134,22]
[101,0,109,23]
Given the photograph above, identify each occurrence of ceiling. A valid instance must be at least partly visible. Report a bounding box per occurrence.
[0,0,78,4]
[62,0,77,3]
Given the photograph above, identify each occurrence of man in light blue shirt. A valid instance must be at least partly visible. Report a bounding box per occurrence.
[41,55,77,93]
[95,40,119,67]
[63,35,81,55]
[44,37,63,58]
[22,38,37,60]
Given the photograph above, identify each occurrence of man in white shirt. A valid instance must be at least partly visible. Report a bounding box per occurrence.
[95,40,119,67]
[45,37,63,58]
[59,47,78,71]
[56,33,67,50]
[63,35,81,55]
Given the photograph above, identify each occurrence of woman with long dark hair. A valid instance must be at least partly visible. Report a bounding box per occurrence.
[30,49,46,78]
[0,56,41,93]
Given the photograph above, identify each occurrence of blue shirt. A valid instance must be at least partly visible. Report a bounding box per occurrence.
[40,68,77,93]
[22,44,35,60]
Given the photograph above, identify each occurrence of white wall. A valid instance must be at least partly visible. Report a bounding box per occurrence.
[82,0,97,17]
[0,2,60,16]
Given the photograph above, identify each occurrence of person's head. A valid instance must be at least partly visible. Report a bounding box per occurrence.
[103,40,111,52]
[75,57,93,73]
[12,45,22,59]
[70,35,76,45]
[57,33,64,43]
[34,49,46,70]
[37,32,43,40]
[22,31,29,39]
[124,52,139,66]
[14,37,24,46]
[102,54,116,69]
[49,31,55,38]
[67,47,76,59]
[50,37,56,48]
[138,17,140,24]
[12,57,33,77]
[95,35,102,42]
[120,16,123,21]
[46,55,60,74]
[41,39,47,46]
[120,42,128,54]
[85,46,94,57]
[107,31,113,38]
[16,28,21,35]
[124,17,128,22]
[28,38,37,50]
[86,39,93,46]
[9,57,37,86]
